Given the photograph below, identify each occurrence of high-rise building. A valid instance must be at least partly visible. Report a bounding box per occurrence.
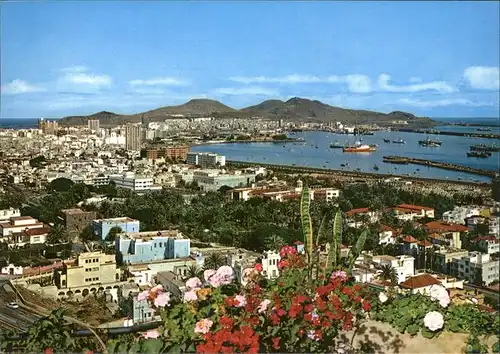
[38,118,59,135]
[126,124,142,151]
[88,119,100,132]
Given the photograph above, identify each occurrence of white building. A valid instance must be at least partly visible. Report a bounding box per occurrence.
[261,250,281,279]
[443,206,481,225]
[472,236,500,255]
[378,225,397,245]
[452,251,499,286]
[392,204,435,221]
[0,208,21,222]
[186,152,226,168]
[369,254,415,284]
[109,172,162,192]
[0,216,45,237]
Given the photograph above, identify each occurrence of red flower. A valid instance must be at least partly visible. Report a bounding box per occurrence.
[342,287,353,297]
[86,351,93,354]
[276,308,286,317]
[252,284,262,294]
[298,328,305,337]
[304,313,312,322]
[362,301,371,312]
[277,259,289,269]
[322,319,332,328]
[270,312,281,325]
[288,308,299,318]
[354,296,362,303]
[220,316,234,329]
[304,303,314,313]
[296,295,308,303]
[272,337,280,350]
[246,316,260,326]
[254,263,263,272]
[224,297,235,307]
[221,345,234,353]
[353,284,361,292]
[44,349,53,354]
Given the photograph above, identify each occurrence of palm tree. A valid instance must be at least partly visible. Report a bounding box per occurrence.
[184,264,203,280]
[47,224,68,245]
[204,252,226,270]
[378,264,398,285]
[264,234,285,252]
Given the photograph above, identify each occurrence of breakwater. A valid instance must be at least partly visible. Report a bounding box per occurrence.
[226,160,491,185]
[394,128,500,140]
[382,156,498,177]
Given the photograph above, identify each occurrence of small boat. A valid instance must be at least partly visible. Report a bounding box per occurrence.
[419,138,442,146]
[392,138,406,144]
[373,165,379,171]
[340,163,346,167]
[329,141,343,149]
[383,139,391,143]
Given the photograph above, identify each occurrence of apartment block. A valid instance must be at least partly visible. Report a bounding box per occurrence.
[451,251,499,286]
[55,251,122,291]
[191,170,256,192]
[443,206,481,224]
[141,146,189,161]
[433,248,469,275]
[88,119,100,132]
[186,152,226,168]
[116,230,190,264]
[472,236,500,255]
[125,124,142,151]
[92,217,140,240]
[368,254,415,284]
[109,172,161,192]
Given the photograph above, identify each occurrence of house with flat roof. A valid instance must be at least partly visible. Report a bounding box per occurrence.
[0,216,44,237]
[392,204,435,221]
[92,217,140,240]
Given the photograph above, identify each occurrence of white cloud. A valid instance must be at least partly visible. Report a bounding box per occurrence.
[409,77,422,83]
[59,66,112,87]
[1,79,46,95]
[129,77,190,86]
[344,75,372,93]
[213,86,280,96]
[378,74,455,93]
[463,66,500,90]
[398,97,494,108]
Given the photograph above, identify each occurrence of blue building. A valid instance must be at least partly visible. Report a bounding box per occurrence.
[116,230,190,264]
[133,297,156,323]
[92,217,140,240]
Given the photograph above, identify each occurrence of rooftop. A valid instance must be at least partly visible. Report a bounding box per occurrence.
[425,220,469,233]
[94,217,139,223]
[346,207,370,217]
[397,204,434,211]
[400,273,442,289]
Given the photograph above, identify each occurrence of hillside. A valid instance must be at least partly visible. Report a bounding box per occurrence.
[58,97,434,127]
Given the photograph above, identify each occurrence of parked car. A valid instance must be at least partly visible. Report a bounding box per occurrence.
[6,301,19,309]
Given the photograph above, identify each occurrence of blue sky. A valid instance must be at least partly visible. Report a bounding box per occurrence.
[1,1,499,119]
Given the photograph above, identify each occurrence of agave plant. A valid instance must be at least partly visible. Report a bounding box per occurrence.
[299,185,368,281]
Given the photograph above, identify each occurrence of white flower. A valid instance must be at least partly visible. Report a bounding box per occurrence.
[429,285,450,308]
[378,292,389,303]
[424,311,444,331]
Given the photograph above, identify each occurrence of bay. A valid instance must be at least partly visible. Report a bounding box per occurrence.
[191,128,499,183]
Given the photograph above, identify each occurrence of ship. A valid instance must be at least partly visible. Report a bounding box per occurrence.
[383,139,391,143]
[392,138,406,144]
[467,151,490,158]
[419,138,442,147]
[343,144,376,153]
[470,144,500,152]
[329,141,343,149]
[477,128,492,132]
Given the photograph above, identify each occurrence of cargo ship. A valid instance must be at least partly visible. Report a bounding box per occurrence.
[419,138,442,147]
[343,144,376,153]
[392,138,406,144]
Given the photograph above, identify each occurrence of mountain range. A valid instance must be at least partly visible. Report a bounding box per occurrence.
[58,97,435,127]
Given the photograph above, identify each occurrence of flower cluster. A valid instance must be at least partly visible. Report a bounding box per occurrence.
[204,265,235,287]
[429,285,451,308]
[424,311,444,331]
[279,245,298,258]
[137,284,171,308]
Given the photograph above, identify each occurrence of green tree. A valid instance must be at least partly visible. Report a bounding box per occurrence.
[105,226,123,242]
[264,234,285,252]
[184,264,203,280]
[47,224,69,244]
[378,264,398,285]
[203,252,226,270]
[48,178,75,192]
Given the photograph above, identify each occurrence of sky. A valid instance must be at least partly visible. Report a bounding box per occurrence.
[1,1,499,119]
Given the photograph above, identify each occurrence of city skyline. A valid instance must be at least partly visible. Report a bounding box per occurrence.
[1,1,499,119]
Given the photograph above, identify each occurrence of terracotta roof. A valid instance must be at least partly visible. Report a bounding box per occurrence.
[24,227,50,236]
[397,204,434,212]
[425,221,469,233]
[281,193,300,200]
[418,240,433,247]
[472,235,499,243]
[401,235,418,243]
[400,274,442,289]
[249,188,283,196]
[346,207,370,217]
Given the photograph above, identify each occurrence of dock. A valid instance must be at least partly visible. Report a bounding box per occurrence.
[382,156,498,177]
[394,128,500,140]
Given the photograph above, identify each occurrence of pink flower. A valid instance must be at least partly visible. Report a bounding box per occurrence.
[279,245,298,258]
[151,284,163,293]
[153,292,171,308]
[254,263,263,272]
[330,270,348,282]
[183,290,198,302]
[185,277,202,290]
[142,329,160,339]
[204,269,216,282]
[209,266,235,287]
[137,290,149,302]
[307,330,321,341]
[194,318,214,334]
[234,294,247,307]
[257,299,271,313]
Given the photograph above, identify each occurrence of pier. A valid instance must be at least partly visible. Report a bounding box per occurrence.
[382,156,498,177]
[394,128,500,140]
[226,160,492,185]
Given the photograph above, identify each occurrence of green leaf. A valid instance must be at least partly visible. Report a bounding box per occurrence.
[492,341,499,353]
[117,341,130,353]
[406,324,419,336]
[300,185,313,259]
[421,327,438,339]
[141,339,164,354]
[128,341,141,354]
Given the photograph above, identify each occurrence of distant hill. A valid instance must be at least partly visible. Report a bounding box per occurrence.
[58,97,435,127]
